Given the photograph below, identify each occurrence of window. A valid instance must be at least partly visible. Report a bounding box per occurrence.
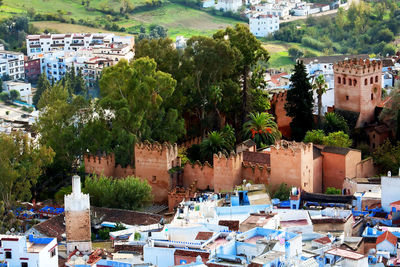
[373,134,375,139]
[349,79,352,85]
[343,78,346,85]
[152,176,157,182]
[371,93,374,100]
[354,79,357,86]
[365,78,368,85]
[50,249,56,257]
[21,263,28,267]
[5,251,11,259]
[375,76,378,82]
[346,95,349,100]
[370,77,373,84]
[0,240,2,247]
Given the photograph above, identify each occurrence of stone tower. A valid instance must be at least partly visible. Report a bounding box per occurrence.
[334,58,382,127]
[65,175,92,254]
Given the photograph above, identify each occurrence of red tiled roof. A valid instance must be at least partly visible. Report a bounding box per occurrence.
[377,231,397,246]
[270,72,288,86]
[313,236,331,244]
[195,231,214,240]
[390,200,400,206]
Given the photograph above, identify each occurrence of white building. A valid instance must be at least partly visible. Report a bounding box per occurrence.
[26,33,134,57]
[0,234,58,267]
[2,81,33,104]
[215,0,242,12]
[254,3,290,18]
[39,50,114,87]
[292,2,328,16]
[382,175,400,213]
[249,14,279,37]
[0,50,25,81]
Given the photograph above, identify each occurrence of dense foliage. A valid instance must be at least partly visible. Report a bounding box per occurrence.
[85,175,153,210]
[0,132,54,210]
[274,1,400,55]
[304,130,352,148]
[373,140,400,176]
[325,187,341,195]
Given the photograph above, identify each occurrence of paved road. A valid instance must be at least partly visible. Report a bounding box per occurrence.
[0,102,30,122]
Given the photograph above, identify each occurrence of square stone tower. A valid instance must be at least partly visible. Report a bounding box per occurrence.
[64,175,92,255]
[334,58,382,127]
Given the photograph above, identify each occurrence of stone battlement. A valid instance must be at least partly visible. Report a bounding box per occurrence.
[213,151,244,164]
[84,153,115,165]
[270,140,313,154]
[270,90,287,103]
[334,58,382,75]
[135,140,178,155]
[184,160,213,169]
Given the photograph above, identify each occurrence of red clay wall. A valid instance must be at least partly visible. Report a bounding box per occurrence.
[213,153,243,192]
[135,142,178,203]
[321,152,346,191]
[345,150,362,179]
[270,91,292,139]
[114,164,135,178]
[313,157,323,193]
[269,142,314,192]
[84,154,115,177]
[182,162,214,190]
[242,164,270,185]
[334,59,382,127]
[356,157,376,178]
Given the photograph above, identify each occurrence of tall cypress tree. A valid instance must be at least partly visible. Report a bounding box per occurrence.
[285,61,314,141]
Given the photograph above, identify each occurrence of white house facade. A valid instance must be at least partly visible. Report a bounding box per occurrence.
[249,14,280,37]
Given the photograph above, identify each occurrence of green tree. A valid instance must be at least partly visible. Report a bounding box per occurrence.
[325,187,341,195]
[272,183,291,201]
[288,46,304,60]
[379,85,400,138]
[33,73,51,107]
[199,127,235,164]
[214,24,269,124]
[0,92,9,102]
[85,175,153,210]
[243,112,281,148]
[34,83,89,176]
[304,129,326,145]
[9,90,20,101]
[323,112,349,134]
[312,74,327,128]
[285,61,314,141]
[324,131,352,147]
[0,132,54,210]
[373,140,400,176]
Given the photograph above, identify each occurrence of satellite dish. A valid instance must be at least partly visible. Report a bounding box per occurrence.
[6,231,10,235]
[76,251,80,256]
[10,228,15,232]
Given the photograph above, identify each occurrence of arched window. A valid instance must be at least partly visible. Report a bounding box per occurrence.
[370,77,373,84]
[338,77,341,84]
[354,79,357,86]
[375,76,378,82]
[371,93,374,100]
[349,79,352,86]
[365,79,368,85]
[343,78,346,85]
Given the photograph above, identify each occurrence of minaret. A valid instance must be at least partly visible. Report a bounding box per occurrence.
[65,175,92,254]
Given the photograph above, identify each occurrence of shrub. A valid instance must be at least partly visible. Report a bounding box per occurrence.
[85,175,153,210]
[325,187,341,195]
[98,228,110,240]
[273,183,291,201]
[323,112,349,134]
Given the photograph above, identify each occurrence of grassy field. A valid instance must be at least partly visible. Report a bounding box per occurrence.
[2,0,243,39]
[32,21,127,34]
[262,41,323,70]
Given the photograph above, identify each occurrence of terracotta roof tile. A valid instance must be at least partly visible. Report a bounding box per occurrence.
[376,231,397,246]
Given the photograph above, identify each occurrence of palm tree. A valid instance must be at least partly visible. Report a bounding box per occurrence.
[200,131,228,164]
[312,74,328,128]
[243,112,281,148]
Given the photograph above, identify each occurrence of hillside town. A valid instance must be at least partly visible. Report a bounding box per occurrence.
[0,0,400,266]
